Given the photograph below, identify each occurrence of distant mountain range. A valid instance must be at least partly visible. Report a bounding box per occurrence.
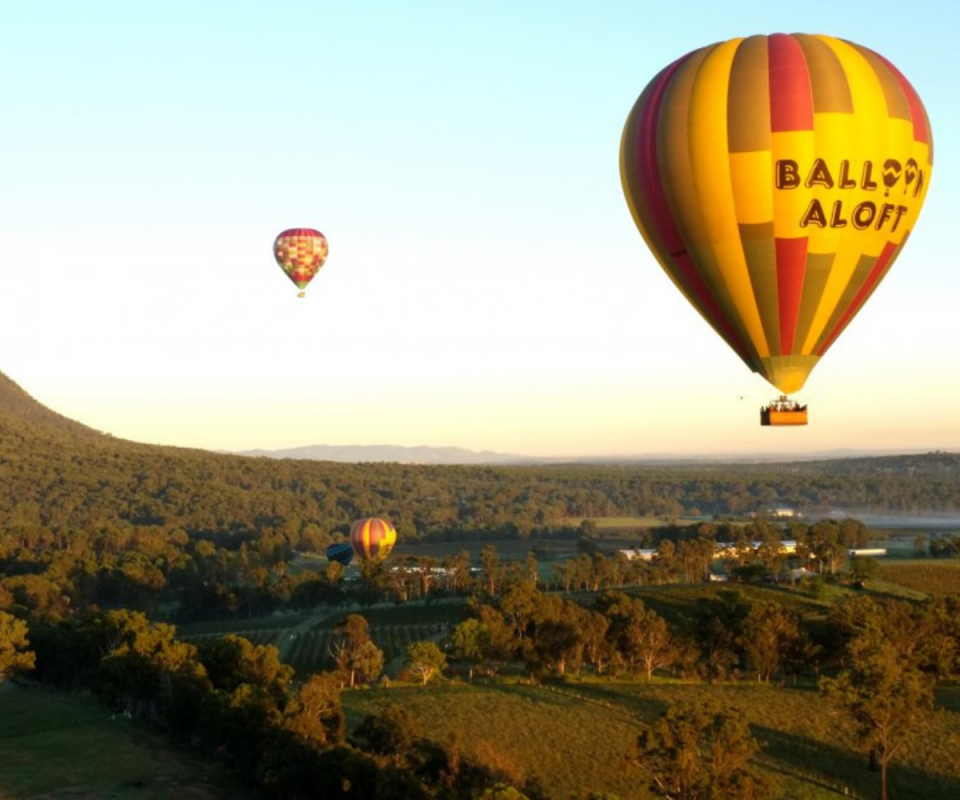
[235,444,536,465]
[232,443,949,466]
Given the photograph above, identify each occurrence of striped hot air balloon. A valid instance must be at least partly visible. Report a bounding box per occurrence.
[620,34,932,398]
[273,228,328,297]
[349,517,397,562]
[326,542,354,567]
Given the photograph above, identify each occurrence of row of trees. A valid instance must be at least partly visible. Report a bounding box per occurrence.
[563,516,871,589]
[451,584,815,685]
[0,515,878,628]
[928,533,960,557]
[459,578,960,683]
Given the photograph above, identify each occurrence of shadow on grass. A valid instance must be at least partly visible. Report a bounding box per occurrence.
[753,724,872,797]
[884,761,960,800]
[486,680,671,729]
[558,681,671,723]
[636,589,706,627]
[935,685,960,713]
[754,725,960,800]
[487,681,586,711]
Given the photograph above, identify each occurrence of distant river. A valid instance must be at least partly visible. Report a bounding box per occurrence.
[840,513,960,530]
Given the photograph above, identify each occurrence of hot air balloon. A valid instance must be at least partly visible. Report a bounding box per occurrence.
[326,542,354,567]
[349,517,397,562]
[273,228,328,298]
[620,34,932,425]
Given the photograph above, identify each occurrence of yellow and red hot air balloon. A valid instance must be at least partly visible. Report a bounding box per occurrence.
[620,34,932,424]
[273,228,328,297]
[349,517,397,562]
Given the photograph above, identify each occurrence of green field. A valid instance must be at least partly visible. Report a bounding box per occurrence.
[343,681,960,800]
[392,538,582,562]
[0,683,251,800]
[566,516,679,529]
[285,621,451,675]
[877,558,960,596]
[624,582,834,617]
[391,516,704,563]
[5,676,958,800]
[175,613,313,637]
[175,601,470,677]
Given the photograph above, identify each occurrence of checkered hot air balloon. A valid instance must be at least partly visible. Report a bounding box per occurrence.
[620,34,932,398]
[273,228,328,297]
[349,517,397,562]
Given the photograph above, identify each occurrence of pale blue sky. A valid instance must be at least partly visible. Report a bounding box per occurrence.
[0,1,957,458]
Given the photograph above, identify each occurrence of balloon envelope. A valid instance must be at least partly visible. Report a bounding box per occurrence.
[273,228,328,294]
[349,517,397,562]
[620,33,932,394]
[326,542,353,567]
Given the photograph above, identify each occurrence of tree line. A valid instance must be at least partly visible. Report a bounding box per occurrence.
[0,510,881,626]
[3,402,960,551]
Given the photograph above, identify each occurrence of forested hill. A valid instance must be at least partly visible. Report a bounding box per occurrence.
[0,370,104,439]
[1,368,959,544]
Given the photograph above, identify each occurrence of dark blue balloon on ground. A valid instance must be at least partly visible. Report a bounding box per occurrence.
[326,542,353,566]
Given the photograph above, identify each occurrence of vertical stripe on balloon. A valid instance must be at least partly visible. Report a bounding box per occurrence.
[816,240,899,356]
[794,34,853,114]
[867,49,931,148]
[768,34,814,132]
[624,56,757,365]
[728,36,771,154]
[740,225,781,356]
[794,252,835,352]
[775,237,808,354]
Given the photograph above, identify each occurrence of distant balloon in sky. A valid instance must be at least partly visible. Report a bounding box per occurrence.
[349,517,397,562]
[273,228,328,298]
[620,33,933,396]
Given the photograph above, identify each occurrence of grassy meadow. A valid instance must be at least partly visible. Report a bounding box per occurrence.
[343,680,960,800]
[389,515,685,563]
[877,558,960,596]
[0,683,252,800]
